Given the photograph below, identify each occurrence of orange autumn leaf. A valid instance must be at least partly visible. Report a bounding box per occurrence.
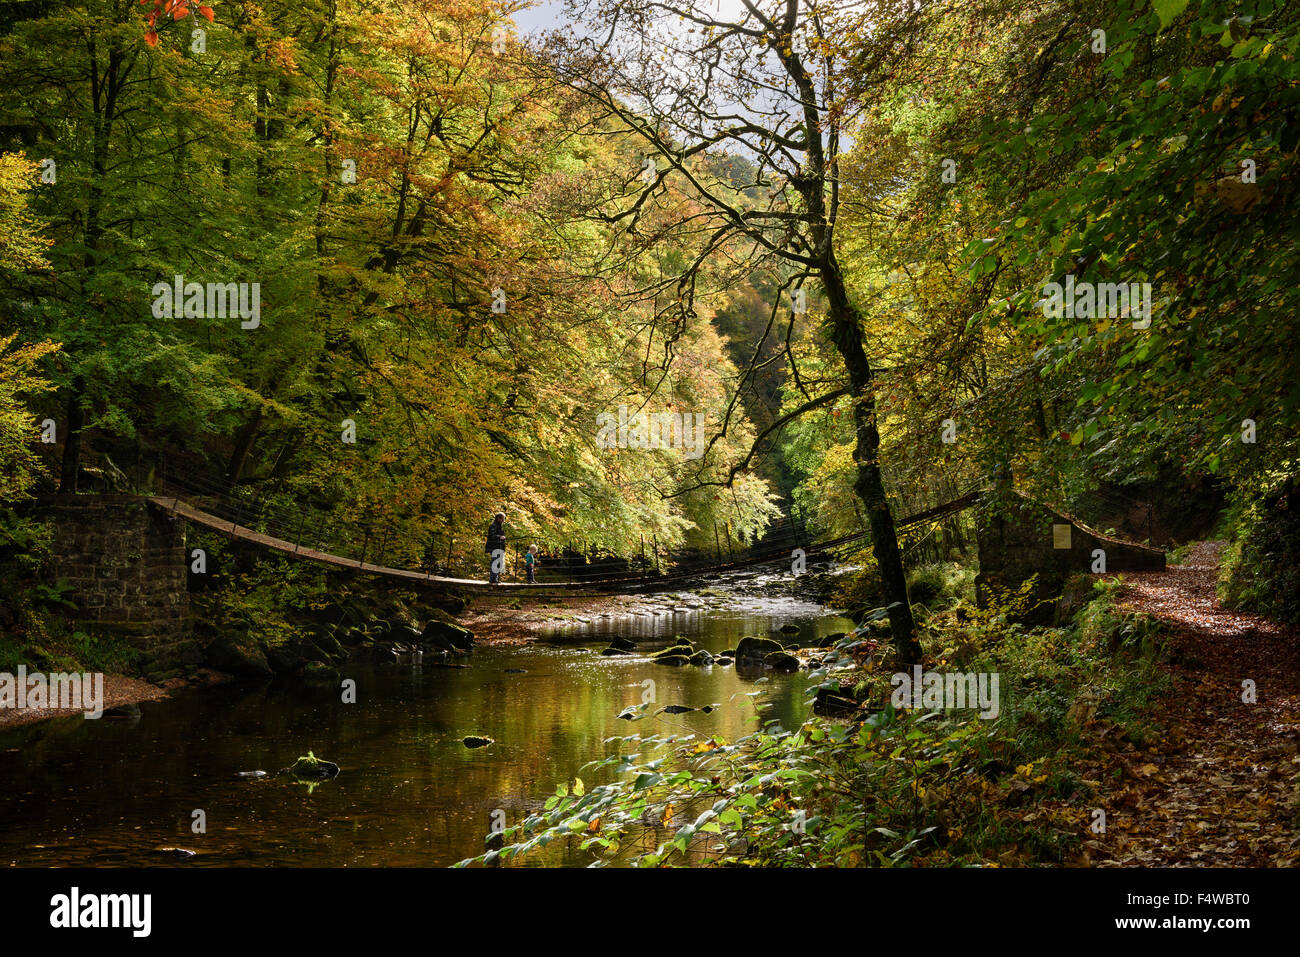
[198,5,214,21]
[144,30,159,46]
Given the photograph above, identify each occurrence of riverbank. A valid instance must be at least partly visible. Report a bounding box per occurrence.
[0,585,840,867]
[0,668,229,730]
[1,567,822,729]
[458,566,841,644]
[460,592,697,644]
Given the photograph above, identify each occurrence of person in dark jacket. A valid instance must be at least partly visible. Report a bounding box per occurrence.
[485,511,506,584]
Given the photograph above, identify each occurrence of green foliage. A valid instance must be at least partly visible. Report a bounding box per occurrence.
[1218,473,1300,622]
[906,563,974,610]
[1073,580,1170,656]
[0,0,780,564]
[457,590,1173,868]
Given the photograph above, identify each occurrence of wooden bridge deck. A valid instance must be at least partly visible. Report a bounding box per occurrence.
[151,484,1129,599]
[149,494,891,598]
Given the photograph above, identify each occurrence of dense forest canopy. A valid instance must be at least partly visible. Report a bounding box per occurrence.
[0,0,1296,623]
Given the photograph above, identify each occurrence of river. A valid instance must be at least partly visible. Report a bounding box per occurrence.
[0,589,851,867]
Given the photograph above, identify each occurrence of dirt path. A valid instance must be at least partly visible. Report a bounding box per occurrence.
[1087,541,1300,866]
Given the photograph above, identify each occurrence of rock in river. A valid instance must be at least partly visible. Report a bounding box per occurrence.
[813,686,860,716]
[734,636,784,667]
[764,650,801,672]
[462,735,494,749]
[282,751,341,780]
[204,631,273,678]
[652,654,691,667]
[421,609,474,653]
[154,847,196,860]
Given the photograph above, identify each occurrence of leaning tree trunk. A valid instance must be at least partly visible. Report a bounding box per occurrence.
[821,261,922,664]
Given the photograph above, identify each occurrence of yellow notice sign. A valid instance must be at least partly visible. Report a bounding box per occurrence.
[1052,524,1073,549]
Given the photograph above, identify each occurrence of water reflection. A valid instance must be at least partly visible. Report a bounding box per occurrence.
[0,599,852,867]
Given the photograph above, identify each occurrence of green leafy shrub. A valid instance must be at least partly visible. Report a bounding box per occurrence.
[1218,475,1300,623]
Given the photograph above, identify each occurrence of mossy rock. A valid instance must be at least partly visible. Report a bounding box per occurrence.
[764,650,801,672]
[778,623,801,635]
[421,610,474,652]
[462,735,494,749]
[301,661,338,682]
[310,630,347,661]
[205,631,273,678]
[735,635,784,665]
[812,685,860,717]
[283,751,340,780]
[652,654,691,667]
[689,650,714,666]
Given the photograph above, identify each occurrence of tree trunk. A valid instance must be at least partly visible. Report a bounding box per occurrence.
[821,260,922,664]
[226,408,263,484]
[59,376,85,492]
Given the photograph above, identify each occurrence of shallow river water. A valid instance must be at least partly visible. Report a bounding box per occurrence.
[0,594,852,867]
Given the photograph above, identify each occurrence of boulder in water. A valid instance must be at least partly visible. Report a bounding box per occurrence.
[653,642,693,659]
[421,609,474,652]
[764,650,801,672]
[462,735,494,749]
[813,686,860,717]
[301,661,338,682]
[735,636,784,667]
[653,654,691,667]
[204,631,273,678]
[283,751,340,780]
[154,847,196,860]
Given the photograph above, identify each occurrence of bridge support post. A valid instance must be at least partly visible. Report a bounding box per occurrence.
[33,494,197,681]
